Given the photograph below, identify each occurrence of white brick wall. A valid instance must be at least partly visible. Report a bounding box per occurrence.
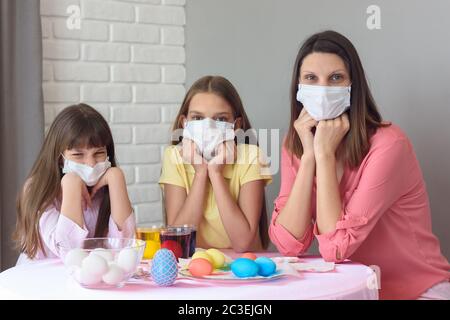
[41,0,186,225]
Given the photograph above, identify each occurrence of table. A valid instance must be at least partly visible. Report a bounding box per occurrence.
[0,251,378,300]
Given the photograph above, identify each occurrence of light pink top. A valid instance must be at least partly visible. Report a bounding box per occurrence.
[269,123,450,299]
[17,192,136,265]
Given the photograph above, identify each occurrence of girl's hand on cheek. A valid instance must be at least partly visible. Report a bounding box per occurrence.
[61,172,93,210]
[90,167,124,198]
[181,138,208,174]
[314,113,350,159]
[208,141,236,176]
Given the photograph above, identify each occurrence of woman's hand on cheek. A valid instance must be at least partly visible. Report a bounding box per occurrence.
[313,113,350,159]
[294,108,318,157]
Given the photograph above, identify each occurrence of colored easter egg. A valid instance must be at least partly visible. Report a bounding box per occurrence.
[117,248,139,273]
[144,240,161,259]
[205,248,225,269]
[230,258,259,278]
[255,257,276,277]
[161,240,183,259]
[192,251,213,264]
[151,249,178,286]
[188,258,213,277]
[241,252,257,260]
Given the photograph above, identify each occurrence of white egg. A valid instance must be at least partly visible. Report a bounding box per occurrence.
[90,248,114,262]
[102,264,125,285]
[81,254,109,276]
[117,248,138,273]
[79,267,103,286]
[64,249,88,267]
[73,268,82,282]
[108,260,117,266]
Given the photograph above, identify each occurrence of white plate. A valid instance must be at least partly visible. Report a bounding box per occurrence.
[178,268,285,282]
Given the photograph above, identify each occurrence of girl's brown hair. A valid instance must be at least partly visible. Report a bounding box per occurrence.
[286,30,389,167]
[171,75,254,141]
[171,75,269,249]
[14,103,117,258]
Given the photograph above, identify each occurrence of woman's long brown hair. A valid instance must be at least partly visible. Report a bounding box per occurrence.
[171,75,269,249]
[14,103,117,258]
[286,30,389,167]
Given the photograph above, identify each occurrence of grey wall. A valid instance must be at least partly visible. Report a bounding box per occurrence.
[185,0,450,259]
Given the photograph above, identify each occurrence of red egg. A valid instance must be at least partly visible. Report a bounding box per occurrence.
[188,258,213,277]
[241,252,257,260]
[161,240,183,259]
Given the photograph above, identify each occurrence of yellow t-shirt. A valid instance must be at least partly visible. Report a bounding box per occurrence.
[159,143,272,250]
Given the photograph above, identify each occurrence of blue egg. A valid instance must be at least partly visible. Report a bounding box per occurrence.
[255,257,276,277]
[151,249,178,286]
[230,258,259,278]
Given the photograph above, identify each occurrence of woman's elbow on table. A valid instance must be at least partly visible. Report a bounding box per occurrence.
[315,216,374,263]
[316,232,354,263]
[319,246,347,264]
[269,223,313,257]
[277,243,311,257]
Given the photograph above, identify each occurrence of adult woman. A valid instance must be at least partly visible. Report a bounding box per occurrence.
[269,30,450,299]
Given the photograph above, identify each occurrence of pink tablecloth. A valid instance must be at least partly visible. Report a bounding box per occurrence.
[0,251,378,300]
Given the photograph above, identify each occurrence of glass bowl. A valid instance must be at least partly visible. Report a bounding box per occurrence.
[61,237,145,289]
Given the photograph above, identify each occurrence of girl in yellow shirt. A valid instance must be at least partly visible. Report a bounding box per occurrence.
[159,75,272,252]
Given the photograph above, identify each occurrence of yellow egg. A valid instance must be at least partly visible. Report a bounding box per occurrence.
[144,240,160,259]
[192,251,213,264]
[206,248,225,269]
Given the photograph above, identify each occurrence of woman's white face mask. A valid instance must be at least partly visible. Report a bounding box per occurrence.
[62,155,111,186]
[183,118,235,161]
[296,84,351,121]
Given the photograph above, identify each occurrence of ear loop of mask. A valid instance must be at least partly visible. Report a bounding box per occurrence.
[60,154,68,171]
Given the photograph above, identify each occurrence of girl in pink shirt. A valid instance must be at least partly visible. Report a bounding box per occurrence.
[14,104,135,264]
[269,31,450,300]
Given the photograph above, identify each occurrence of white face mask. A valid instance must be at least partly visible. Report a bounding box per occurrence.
[62,155,111,187]
[182,118,235,161]
[296,84,351,121]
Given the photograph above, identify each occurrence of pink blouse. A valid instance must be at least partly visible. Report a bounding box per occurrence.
[269,123,450,299]
[16,192,136,265]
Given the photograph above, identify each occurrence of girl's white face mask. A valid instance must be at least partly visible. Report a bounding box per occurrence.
[183,118,235,161]
[296,84,351,121]
[62,155,111,186]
